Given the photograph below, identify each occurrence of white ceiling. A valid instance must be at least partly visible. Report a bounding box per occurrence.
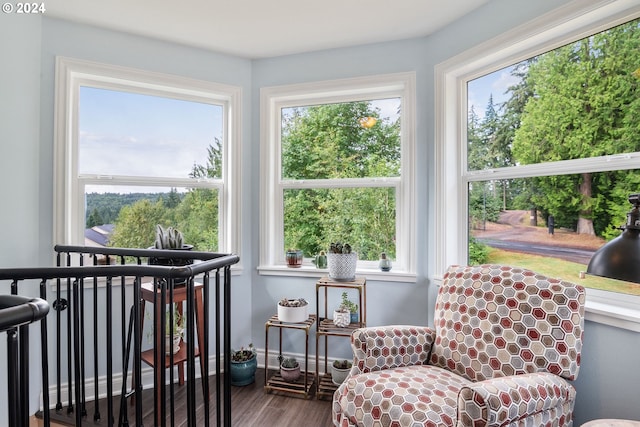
[45,0,489,59]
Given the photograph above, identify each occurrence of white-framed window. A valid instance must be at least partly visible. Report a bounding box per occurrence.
[259,73,416,281]
[54,57,242,266]
[435,0,640,330]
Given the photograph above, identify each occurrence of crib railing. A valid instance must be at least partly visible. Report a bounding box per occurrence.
[0,245,239,427]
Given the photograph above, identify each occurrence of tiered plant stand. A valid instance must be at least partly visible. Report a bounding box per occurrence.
[264,314,316,399]
[315,276,366,400]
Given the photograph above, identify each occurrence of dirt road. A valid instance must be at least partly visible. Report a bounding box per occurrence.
[473,210,604,249]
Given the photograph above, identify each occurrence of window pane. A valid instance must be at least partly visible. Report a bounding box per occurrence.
[85,185,219,251]
[79,87,224,178]
[281,98,401,180]
[283,187,396,261]
[467,17,640,171]
[468,171,640,295]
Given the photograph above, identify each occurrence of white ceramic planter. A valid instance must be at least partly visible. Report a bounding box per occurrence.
[331,364,351,385]
[165,332,182,355]
[327,252,358,281]
[333,309,351,327]
[277,301,309,323]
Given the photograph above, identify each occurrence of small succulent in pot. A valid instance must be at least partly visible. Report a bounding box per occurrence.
[149,224,193,270]
[331,359,353,385]
[327,242,358,282]
[333,304,351,327]
[279,356,301,382]
[277,298,309,323]
[230,343,257,362]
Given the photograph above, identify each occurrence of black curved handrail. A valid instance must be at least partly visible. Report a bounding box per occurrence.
[0,295,50,332]
[0,245,239,427]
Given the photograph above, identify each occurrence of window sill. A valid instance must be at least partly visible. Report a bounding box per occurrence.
[584,288,640,332]
[257,265,417,283]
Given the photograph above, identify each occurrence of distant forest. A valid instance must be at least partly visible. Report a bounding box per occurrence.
[85,192,180,228]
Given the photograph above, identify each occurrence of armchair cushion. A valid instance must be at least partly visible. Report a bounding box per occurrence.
[350,325,435,375]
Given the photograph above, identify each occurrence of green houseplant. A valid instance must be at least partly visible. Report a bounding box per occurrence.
[327,242,358,282]
[164,306,184,355]
[279,357,301,382]
[341,291,359,324]
[229,343,257,386]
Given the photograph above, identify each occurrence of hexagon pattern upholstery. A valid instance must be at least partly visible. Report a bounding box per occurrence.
[333,264,585,427]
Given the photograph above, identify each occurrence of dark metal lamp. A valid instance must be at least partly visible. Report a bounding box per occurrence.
[586,193,640,284]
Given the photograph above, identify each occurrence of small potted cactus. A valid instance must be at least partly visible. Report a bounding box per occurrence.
[279,357,301,382]
[327,242,358,282]
[148,224,193,267]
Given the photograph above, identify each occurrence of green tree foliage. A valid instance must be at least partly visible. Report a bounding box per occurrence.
[86,208,104,228]
[107,140,221,251]
[511,20,640,235]
[468,19,640,239]
[109,199,166,249]
[281,101,400,260]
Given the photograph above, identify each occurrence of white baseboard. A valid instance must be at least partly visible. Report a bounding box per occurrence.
[41,347,335,409]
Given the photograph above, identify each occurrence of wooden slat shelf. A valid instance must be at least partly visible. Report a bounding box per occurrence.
[265,371,315,399]
[316,373,339,400]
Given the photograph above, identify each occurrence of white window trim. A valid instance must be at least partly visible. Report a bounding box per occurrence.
[435,0,640,330]
[258,73,416,282]
[53,57,242,270]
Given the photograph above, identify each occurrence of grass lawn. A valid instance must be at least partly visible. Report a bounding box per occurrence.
[487,247,640,296]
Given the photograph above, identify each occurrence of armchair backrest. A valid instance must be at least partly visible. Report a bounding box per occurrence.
[430,264,585,382]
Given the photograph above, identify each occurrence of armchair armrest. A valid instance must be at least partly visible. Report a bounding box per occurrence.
[350,325,435,375]
[457,372,577,426]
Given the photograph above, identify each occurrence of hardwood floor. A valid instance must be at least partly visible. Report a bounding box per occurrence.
[40,369,334,426]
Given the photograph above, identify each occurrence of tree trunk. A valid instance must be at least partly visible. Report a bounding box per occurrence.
[530,208,537,226]
[577,172,595,235]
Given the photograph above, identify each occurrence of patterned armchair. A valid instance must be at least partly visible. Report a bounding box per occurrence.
[333,264,586,427]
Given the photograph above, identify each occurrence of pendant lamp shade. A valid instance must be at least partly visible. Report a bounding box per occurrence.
[586,193,640,284]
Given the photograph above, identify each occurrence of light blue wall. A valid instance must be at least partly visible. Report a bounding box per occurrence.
[0,11,44,420]
[1,0,639,424]
[250,0,640,424]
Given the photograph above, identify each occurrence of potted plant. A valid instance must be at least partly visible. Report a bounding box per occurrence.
[331,359,352,385]
[285,249,303,268]
[333,304,351,328]
[164,305,184,355]
[314,250,328,269]
[279,357,301,382]
[149,224,194,267]
[277,297,309,323]
[341,291,359,324]
[379,252,392,271]
[327,242,358,281]
[229,343,257,386]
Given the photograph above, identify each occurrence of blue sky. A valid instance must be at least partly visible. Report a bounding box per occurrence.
[467,66,519,119]
[79,87,223,179]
